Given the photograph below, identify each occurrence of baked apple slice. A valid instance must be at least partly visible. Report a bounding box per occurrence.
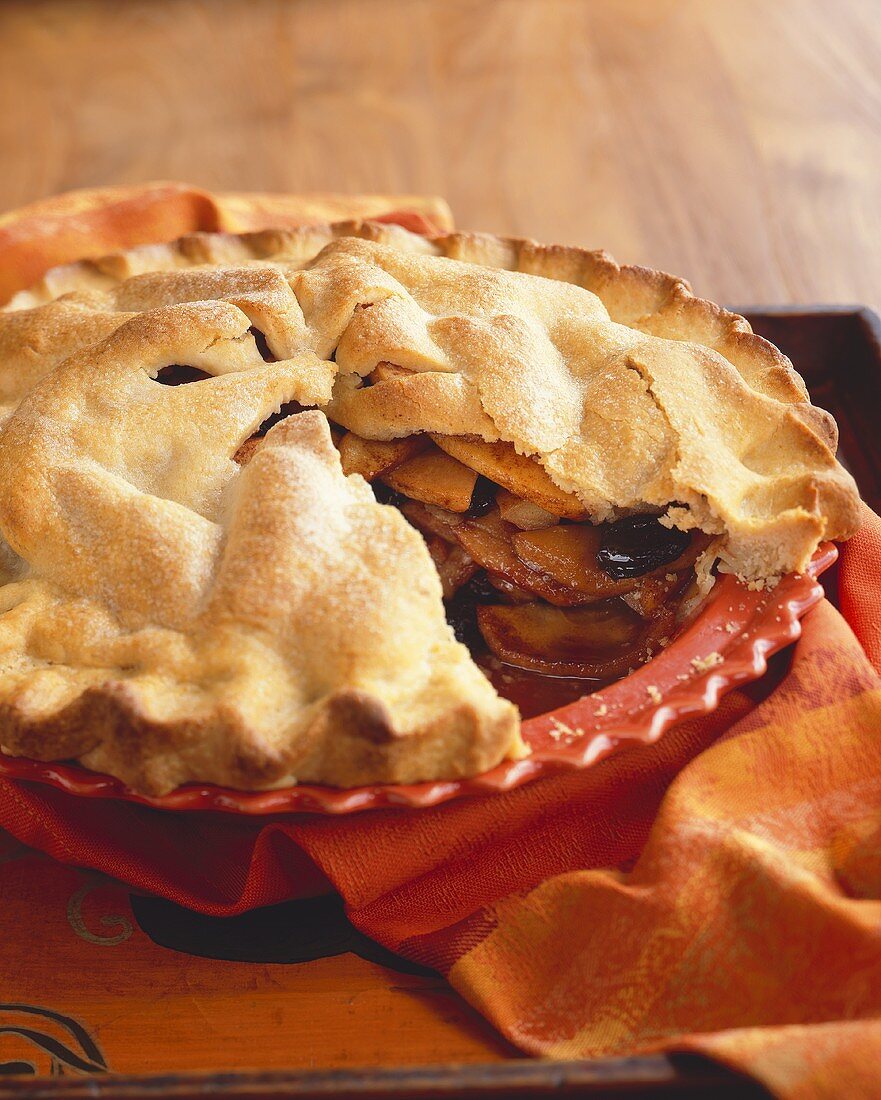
[338,431,427,481]
[233,437,263,466]
[400,499,462,543]
[382,447,478,511]
[369,361,415,383]
[476,600,648,678]
[453,511,588,606]
[430,435,588,520]
[496,488,558,530]
[426,537,479,598]
[512,524,638,598]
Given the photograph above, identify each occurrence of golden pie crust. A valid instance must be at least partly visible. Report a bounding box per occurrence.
[0,221,861,793]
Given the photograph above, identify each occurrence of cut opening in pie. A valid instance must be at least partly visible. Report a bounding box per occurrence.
[234,395,716,719]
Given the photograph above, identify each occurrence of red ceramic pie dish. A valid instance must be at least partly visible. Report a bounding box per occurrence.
[0,544,836,815]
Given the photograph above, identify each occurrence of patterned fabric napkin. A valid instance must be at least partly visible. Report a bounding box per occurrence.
[294,508,881,1100]
[2,186,880,1099]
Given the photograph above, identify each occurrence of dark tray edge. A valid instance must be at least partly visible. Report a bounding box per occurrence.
[0,1054,766,1099]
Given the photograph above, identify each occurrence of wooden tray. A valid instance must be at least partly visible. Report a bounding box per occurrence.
[1,305,878,1099]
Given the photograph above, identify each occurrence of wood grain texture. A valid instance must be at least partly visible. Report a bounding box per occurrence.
[0,0,879,308]
[0,853,518,1072]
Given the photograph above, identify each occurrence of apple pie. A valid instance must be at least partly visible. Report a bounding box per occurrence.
[0,222,861,793]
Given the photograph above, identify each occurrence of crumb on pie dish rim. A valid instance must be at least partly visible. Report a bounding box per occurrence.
[0,219,860,803]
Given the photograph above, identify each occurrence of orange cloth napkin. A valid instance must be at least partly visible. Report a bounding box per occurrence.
[290,510,881,1100]
[2,185,881,1099]
[0,182,453,302]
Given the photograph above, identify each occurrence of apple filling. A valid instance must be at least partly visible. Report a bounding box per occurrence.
[232,398,714,717]
[334,431,713,716]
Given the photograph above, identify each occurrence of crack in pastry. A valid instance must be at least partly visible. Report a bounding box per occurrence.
[0,221,861,792]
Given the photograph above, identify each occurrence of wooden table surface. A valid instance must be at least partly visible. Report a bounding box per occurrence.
[1,0,879,311]
[0,0,877,1088]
